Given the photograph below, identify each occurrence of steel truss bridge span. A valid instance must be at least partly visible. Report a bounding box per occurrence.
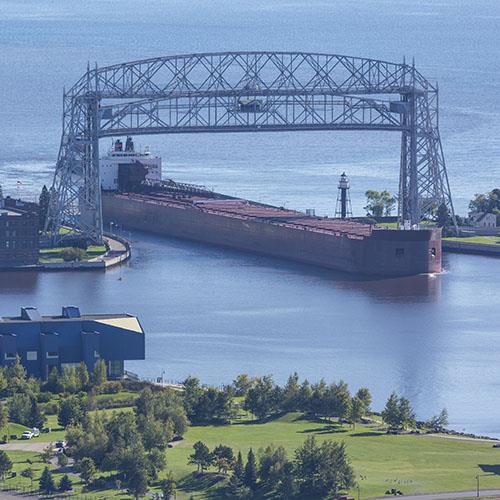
[47,51,455,244]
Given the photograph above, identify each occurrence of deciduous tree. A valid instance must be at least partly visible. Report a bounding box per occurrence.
[58,395,88,428]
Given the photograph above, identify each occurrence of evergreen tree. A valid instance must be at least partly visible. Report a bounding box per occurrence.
[398,397,415,430]
[437,203,451,229]
[233,451,244,482]
[60,366,79,393]
[91,359,107,387]
[0,404,8,430]
[212,444,234,474]
[5,356,27,394]
[188,441,212,473]
[127,467,149,500]
[78,457,96,484]
[282,372,301,412]
[355,387,372,411]
[0,450,12,480]
[258,445,287,489]
[382,392,401,430]
[76,361,89,390]
[244,448,257,490]
[39,467,56,494]
[294,436,355,498]
[349,396,365,428]
[45,367,60,393]
[59,474,73,492]
[298,379,313,413]
[39,185,51,229]
[8,393,32,426]
[382,392,415,431]
[233,374,254,397]
[276,461,296,499]
[332,380,352,422]
[27,398,45,429]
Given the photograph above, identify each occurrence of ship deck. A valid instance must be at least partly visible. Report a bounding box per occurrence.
[119,190,374,240]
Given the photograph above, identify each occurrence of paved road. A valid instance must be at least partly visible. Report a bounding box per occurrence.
[369,490,500,500]
[0,441,49,452]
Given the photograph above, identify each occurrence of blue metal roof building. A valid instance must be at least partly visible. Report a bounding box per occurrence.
[0,306,145,379]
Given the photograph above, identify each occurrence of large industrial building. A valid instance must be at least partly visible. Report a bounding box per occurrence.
[0,307,145,379]
[0,196,39,268]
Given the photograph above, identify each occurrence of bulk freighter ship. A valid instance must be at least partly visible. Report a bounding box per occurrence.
[100,139,442,277]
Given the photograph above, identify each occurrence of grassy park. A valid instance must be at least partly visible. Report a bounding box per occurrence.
[162,413,500,498]
[39,245,108,264]
[2,406,500,498]
[1,359,500,499]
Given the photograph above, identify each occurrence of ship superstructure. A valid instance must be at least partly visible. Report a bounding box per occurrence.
[100,137,162,191]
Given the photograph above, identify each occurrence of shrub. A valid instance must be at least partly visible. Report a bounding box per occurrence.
[37,393,52,403]
[99,381,122,394]
[61,247,86,262]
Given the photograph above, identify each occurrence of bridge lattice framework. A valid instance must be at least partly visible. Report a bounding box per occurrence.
[47,51,455,243]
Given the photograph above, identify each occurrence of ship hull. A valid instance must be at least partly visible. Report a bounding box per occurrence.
[102,192,441,277]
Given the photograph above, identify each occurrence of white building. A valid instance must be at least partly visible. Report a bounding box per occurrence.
[469,211,497,228]
[100,137,162,191]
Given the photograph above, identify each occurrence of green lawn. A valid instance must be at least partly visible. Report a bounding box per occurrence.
[94,391,137,403]
[5,410,500,499]
[376,221,399,229]
[1,416,65,443]
[162,413,500,499]
[444,236,500,246]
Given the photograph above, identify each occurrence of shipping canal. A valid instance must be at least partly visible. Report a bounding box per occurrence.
[1,233,499,437]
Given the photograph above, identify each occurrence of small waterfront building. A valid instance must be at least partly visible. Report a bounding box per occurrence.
[0,306,145,379]
[0,195,39,268]
[469,211,497,229]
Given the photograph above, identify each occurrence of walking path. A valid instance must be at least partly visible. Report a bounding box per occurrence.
[369,489,500,500]
[0,441,48,452]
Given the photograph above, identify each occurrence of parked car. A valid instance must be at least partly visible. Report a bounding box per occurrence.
[55,440,67,449]
[32,428,40,437]
[21,431,34,440]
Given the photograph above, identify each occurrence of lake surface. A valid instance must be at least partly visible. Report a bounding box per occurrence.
[0,0,499,436]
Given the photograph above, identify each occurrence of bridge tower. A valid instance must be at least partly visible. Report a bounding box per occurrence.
[335,173,352,219]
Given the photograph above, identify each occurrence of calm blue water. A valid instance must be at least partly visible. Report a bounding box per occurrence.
[0,0,499,436]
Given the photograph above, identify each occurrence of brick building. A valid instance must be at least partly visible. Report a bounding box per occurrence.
[0,197,39,268]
